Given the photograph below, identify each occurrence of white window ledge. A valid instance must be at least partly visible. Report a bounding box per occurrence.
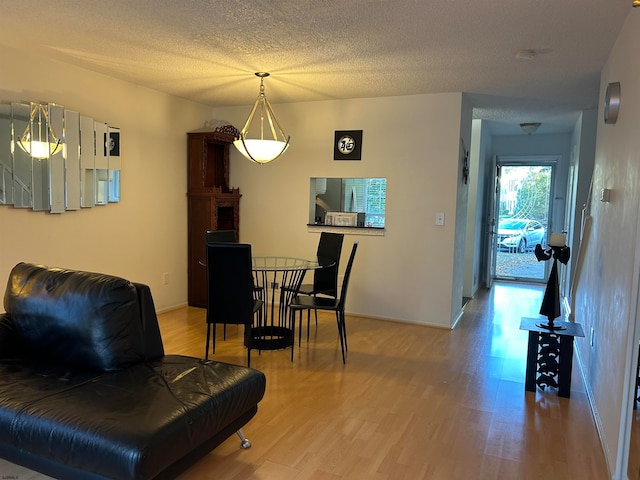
[306,224,385,236]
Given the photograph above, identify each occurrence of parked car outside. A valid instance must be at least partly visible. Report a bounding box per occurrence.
[497,218,546,253]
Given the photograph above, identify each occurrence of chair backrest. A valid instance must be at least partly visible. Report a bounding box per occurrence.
[313,232,344,295]
[206,243,255,326]
[206,229,237,244]
[337,241,359,310]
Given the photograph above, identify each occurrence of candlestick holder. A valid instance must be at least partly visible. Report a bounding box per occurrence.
[534,238,570,331]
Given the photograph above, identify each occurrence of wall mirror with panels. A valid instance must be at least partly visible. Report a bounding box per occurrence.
[308,177,386,228]
[0,102,120,213]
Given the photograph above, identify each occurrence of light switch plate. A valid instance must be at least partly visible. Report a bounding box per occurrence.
[435,212,445,226]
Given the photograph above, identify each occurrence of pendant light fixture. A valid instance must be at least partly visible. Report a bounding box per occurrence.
[233,72,290,164]
[17,103,62,159]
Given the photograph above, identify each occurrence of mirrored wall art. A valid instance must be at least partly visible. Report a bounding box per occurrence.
[0,104,12,205]
[0,102,121,213]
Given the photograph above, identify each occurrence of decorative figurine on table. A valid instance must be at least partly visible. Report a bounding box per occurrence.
[534,233,570,331]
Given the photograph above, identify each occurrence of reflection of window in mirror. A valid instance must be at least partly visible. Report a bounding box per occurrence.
[0,104,12,205]
[108,170,121,202]
[96,170,109,205]
[11,103,32,209]
[309,177,386,228]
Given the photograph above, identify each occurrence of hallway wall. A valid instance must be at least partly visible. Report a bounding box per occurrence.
[573,10,640,479]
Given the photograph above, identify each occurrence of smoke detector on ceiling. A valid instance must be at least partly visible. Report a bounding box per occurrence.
[520,122,541,134]
[515,49,536,60]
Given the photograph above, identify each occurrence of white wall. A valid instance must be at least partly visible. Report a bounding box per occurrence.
[566,109,597,301]
[215,92,469,327]
[574,10,640,479]
[464,119,490,297]
[0,44,212,312]
[450,94,473,324]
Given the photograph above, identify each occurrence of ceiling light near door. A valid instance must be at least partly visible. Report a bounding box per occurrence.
[520,122,541,134]
[233,72,290,165]
[17,103,62,159]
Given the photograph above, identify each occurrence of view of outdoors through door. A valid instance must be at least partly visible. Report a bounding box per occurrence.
[494,165,553,282]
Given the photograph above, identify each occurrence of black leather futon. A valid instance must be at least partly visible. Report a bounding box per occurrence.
[0,262,266,480]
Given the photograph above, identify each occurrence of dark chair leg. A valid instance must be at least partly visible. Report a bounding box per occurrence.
[205,323,211,359]
[341,310,348,352]
[212,322,217,354]
[246,327,251,368]
[290,309,296,362]
[258,309,263,356]
[335,312,346,364]
[298,310,303,347]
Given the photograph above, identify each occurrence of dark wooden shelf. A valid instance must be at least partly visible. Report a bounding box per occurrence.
[187,131,240,307]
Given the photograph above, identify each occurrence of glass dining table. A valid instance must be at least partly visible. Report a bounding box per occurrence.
[250,256,333,355]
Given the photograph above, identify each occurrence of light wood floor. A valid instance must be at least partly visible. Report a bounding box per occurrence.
[632,407,640,480]
[0,283,612,479]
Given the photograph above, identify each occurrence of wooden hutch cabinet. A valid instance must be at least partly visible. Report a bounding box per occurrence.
[187,130,241,307]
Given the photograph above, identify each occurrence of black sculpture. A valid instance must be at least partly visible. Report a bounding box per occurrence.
[534,238,570,331]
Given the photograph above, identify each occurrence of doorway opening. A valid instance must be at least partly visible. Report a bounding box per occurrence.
[492,163,554,283]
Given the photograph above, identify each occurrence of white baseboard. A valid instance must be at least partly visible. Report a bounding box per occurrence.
[575,346,617,479]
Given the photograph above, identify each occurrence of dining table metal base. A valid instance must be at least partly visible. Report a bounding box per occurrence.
[250,325,294,352]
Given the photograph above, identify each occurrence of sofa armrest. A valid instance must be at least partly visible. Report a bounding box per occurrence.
[133,283,165,360]
[0,314,21,358]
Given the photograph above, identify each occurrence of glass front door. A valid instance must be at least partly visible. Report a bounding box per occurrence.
[492,163,554,283]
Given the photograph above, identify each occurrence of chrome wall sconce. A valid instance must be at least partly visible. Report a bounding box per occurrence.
[17,103,62,160]
[233,72,290,165]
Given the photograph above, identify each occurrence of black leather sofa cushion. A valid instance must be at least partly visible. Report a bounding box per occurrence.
[3,263,144,371]
[0,354,266,480]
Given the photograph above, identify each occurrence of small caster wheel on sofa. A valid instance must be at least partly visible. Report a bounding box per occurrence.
[236,429,252,449]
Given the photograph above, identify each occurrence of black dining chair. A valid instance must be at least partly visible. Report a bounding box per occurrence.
[206,229,237,243]
[302,232,344,297]
[205,229,263,341]
[205,242,263,367]
[288,241,359,364]
[205,229,238,342]
[283,232,344,343]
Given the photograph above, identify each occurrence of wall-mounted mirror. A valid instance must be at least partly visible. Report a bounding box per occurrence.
[11,103,32,208]
[0,102,121,213]
[0,104,12,205]
[65,109,81,210]
[108,126,121,203]
[309,177,386,228]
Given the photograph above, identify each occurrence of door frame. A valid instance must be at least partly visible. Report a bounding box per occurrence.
[484,156,498,290]
[488,155,561,284]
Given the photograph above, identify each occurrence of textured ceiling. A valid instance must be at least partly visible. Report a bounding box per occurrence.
[0,0,632,135]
